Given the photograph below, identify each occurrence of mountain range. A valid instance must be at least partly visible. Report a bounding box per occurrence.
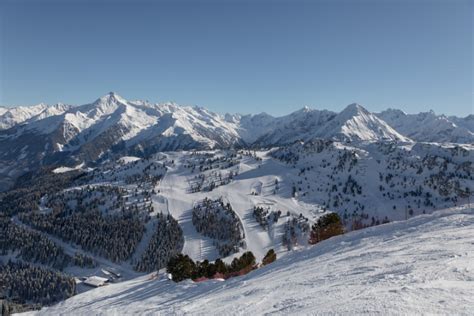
[0,92,472,191]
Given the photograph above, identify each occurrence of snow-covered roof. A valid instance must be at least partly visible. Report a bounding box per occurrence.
[84,276,109,287]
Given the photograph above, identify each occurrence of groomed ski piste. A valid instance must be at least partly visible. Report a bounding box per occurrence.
[24,205,474,315]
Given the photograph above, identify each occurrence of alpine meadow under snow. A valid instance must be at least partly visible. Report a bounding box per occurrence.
[0,93,473,315]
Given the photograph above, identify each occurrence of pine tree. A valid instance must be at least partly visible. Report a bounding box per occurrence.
[309,213,344,244]
[166,254,196,282]
[262,249,276,266]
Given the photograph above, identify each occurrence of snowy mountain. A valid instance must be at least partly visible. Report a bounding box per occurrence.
[319,103,410,142]
[0,93,244,191]
[0,106,7,116]
[0,103,47,129]
[0,93,471,192]
[250,103,409,146]
[378,109,474,143]
[23,205,474,315]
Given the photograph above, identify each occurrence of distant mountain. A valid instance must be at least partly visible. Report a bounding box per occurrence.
[252,103,410,146]
[0,103,72,129]
[377,109,474,143]
[0,92,247,190]
[0,92,470,191]
[318,103,410,142]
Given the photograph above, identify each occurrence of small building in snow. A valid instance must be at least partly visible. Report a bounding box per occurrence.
[84,276,109,288]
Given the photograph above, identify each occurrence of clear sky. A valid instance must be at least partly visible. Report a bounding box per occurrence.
[0,0,472,116]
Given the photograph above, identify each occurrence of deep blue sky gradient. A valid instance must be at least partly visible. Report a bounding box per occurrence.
[0,0,472,116]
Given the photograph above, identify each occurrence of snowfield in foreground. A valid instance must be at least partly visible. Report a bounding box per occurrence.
[26,206,474,315]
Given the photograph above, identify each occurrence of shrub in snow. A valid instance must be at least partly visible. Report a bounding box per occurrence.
[166,251,257,283]
[262,249,276,266]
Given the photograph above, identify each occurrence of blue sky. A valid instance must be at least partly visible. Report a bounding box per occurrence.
[0,0,472,116]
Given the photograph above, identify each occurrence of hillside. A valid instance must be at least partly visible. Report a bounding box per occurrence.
[24,206,474,315]
[1,142,472,314]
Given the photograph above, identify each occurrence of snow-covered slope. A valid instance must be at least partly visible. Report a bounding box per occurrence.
[451,114,474,134]
[252,107,336,145]
[253,103,410,146]
[0,103,49,129]
[26,206,474,315]
[320,103,410,142]
[378,109,474,144]
[15,92,242,151]
[0,93,244,191]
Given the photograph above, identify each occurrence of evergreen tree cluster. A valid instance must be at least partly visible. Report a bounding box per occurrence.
[309,213,344,244]
[72,252,98,269]
[262,249,277,266]
[1,299,34,316]
[192,197,245,256]
[185,151,241,173]
[0,260,75,306]
[79,158,166,186]
[271,140,473,228]
[45,184,153,222]
[238,150,262,161]
[282,214,310,250]
[253,206,281,230]
[0,215,71,270]
[0,169,85,216]
[186,151,241,193]
[188,170,237,193]
[134,213,184,272]
[166,251,257,282]
[271,139,333,164]
[19,210,144,262]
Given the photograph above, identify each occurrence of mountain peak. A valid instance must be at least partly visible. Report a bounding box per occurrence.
[290,106,313,116]
[95,92,128,106]
[338,103,370,120]
[343,103,367,113]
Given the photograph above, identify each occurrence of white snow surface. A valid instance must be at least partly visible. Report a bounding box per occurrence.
[26,206,474,315]
[0,103,72,130]
[378,109,474,144]
[3,94,472,148]
[0,94,410,147]
[52,163,85,173]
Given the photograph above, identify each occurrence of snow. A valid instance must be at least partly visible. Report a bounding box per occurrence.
[40,142,474,268]
[52,163,85,173]
[2,94,473,314]
[378,109,474,143]
[25,206,474,315]
[83,276,109,287]
[0,103,71,130]
[117,156,141,164]
[322,103,411,142]
[1,94,472,153]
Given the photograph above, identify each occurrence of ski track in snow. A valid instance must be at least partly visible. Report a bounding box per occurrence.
[24,206,474,315]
